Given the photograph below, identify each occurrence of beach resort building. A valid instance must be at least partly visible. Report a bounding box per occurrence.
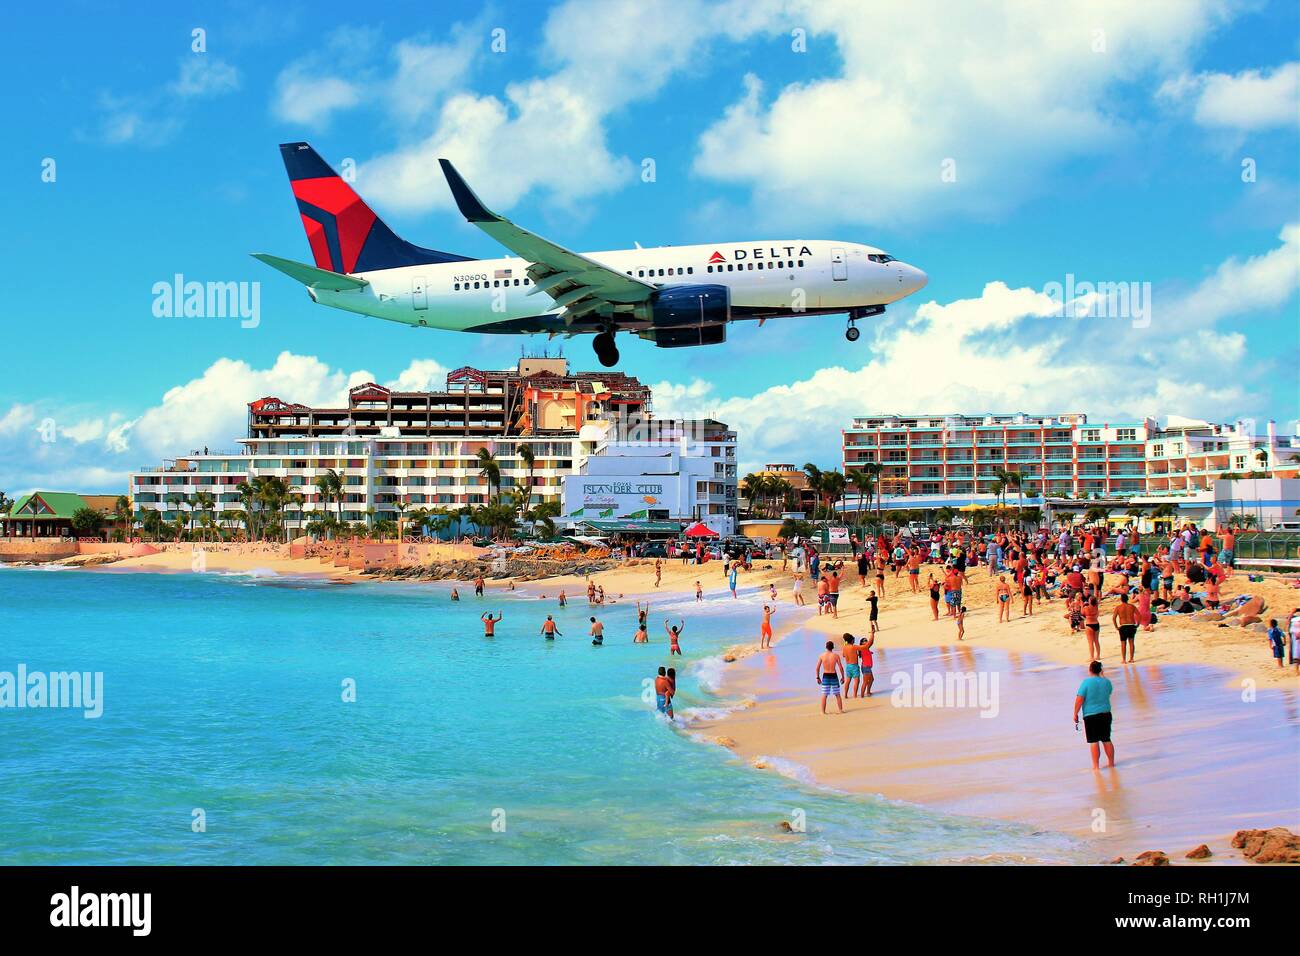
[841,413,1155,499]
[561,418,739,536]
[0,492,118,538]
[838,412,1300,527]
[130,358,737,535]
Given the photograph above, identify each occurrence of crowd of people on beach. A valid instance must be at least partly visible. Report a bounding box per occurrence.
[462,517,1298,776]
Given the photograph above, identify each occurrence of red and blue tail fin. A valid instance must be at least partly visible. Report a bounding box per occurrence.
[279,142,474,274]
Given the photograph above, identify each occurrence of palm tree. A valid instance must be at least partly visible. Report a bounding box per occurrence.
[741,473,767,517]
[845,468,872,525]
[989,478,1006,509]
[140,508,164,541]
[1149,502,1175,532]
[856,461,883,523]
[802,463,824,519]
[477,448,501,503]
[935,505,955,527]
[517,445,536,519]
[998,468,1024,523]
[1055,511,1076,529]
[165,493,188,541]
[113,494,133,542]
[287,492,306,539]
[194,492,215,542]
[819,470,846,521]
[236,480,258,539]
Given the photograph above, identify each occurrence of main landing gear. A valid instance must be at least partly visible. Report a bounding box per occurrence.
[593,329,620,367]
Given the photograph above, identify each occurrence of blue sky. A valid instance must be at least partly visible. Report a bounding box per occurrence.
[2,0,1298,492]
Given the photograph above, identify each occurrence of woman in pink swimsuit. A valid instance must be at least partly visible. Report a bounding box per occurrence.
[1137,587,1153,631]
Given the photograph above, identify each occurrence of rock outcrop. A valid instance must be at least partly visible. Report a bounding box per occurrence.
[364,556,621,583]
[1185,844,1212,859]
[1230,827,1300,864]
[1131,850,1170,866]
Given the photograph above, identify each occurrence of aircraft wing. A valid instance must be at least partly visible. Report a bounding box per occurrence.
[439,159,656,323]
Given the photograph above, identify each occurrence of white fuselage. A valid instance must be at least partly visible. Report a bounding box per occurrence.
[308,240,927,331]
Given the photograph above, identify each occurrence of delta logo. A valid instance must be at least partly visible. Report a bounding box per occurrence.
[705,245,813,264]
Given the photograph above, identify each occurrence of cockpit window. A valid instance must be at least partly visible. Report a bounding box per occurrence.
[868,254,898,264]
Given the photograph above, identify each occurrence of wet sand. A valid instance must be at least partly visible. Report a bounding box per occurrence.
[698,625,1300,860]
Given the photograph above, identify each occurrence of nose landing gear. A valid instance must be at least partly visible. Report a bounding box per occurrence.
[593,329,620,367]
[845,305,885,342]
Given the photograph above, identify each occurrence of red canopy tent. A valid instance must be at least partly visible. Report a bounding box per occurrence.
[683,522,719,538]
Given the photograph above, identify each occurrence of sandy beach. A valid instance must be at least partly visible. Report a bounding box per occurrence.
[675,556,1300,862]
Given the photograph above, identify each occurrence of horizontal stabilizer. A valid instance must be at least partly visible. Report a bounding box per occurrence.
[250,253,370,292]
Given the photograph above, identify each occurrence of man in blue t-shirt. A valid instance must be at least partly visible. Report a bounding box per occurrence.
[1072,660,1116,770]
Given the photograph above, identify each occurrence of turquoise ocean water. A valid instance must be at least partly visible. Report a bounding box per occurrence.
[0,566,1085,864]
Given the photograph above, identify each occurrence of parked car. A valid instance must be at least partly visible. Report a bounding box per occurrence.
[638,541,669,558]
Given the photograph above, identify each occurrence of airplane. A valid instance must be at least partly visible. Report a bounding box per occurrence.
[254,142,927,367]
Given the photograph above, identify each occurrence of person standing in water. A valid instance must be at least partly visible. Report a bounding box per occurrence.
[474,574,485,597]
[589,616,605,646]
[665,618,684,655]
[665,667,677,718]
[540,615,562,640]
[760,605,776,649]
[816,640,845,715]
[1073,660,1116,770]
[1112,593,1139,663]
[481,611,502,637]
[654,666,671,715]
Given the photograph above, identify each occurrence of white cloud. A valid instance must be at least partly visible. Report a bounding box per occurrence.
[171,57,241,98]
[92,56,241,146]
[386,359,451,392]
[272,74,361,128]
[360,0,778,213]
[693,0,1235,226]
[1168,222,1300,326]
[0,354,454,494]
[0,404,36,438]
[1159,61,1300,130]
[654,228,1298,470]
[271,26,477,130]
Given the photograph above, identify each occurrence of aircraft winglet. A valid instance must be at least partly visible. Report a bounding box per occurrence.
[250,253,370,292]
[438,159,497,223]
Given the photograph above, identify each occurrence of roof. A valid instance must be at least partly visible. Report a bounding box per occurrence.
[579,519,683,534]
[5,492,93,520]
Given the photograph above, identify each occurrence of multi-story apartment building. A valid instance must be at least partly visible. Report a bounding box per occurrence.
[131,359,737,534]
[842,412,1299,506]
[842,413,1153,500]
[246,357,650,440]
[1146,418,1300,495]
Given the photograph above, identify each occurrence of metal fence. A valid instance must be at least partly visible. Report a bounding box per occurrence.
[1233,532,1300,562]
